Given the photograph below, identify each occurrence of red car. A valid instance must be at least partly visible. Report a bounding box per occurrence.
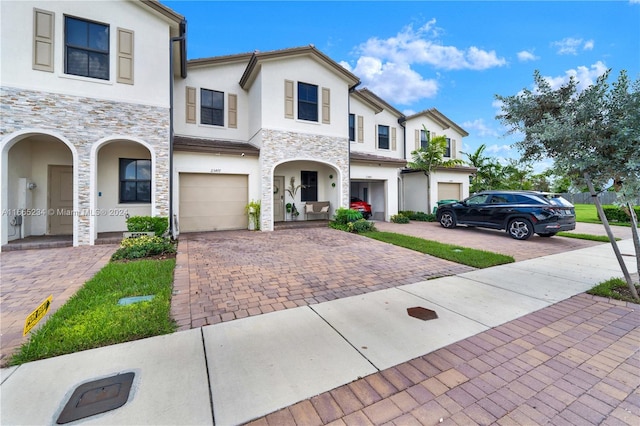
[350,197,372,219]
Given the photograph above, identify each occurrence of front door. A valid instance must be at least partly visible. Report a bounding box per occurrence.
[273,176,285,222]
[48,165,73,235]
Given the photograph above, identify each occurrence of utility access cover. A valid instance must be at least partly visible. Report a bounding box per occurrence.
[407,307,438,321]
[57,372,135,424]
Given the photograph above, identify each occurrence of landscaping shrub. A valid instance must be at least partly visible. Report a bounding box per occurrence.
[412,212,436,222]
[126,216,169,236]
[391,214,410,224]
[398,210,415,218]
[348,218,376,233]
[602,206,640,223]
[330,208,374,233]
[333,207,363,225]
[399,211,436,222]
[111,235,176,261]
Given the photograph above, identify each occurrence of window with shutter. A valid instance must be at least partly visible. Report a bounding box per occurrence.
[322,87,330,124]
[349,114,355,141]
[420,129,429,149]
[298,82,318,122]
[201,88,224,126]
[64,15,109,80]
[186,86,196,123]
[33,8,54,72]
[228,93,238,129]
[284,80,294,119]
[117,28,133,84]
[378,125,389,150]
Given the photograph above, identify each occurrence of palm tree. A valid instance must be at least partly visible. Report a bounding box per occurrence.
[461,144,489,193]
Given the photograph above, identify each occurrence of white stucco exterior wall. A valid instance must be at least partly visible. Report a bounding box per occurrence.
[0,0,175,108]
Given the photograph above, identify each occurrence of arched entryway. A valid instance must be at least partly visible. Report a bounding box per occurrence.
[93,139,153,242]
[272,160,341,225]
[1,131,76,246]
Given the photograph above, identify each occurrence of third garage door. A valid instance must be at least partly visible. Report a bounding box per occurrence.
[179,173,248,232]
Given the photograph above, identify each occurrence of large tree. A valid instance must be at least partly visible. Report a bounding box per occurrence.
[408,129,465,211]
[496,69,640,300]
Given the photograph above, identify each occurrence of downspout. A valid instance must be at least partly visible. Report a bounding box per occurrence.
[347,82,361,206]
[397,116,406,211]
[169,20,187,239]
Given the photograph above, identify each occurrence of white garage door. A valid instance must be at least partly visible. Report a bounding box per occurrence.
[179,173,248,232]
[437,182,461,201]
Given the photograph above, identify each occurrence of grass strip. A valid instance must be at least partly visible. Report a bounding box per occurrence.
[10,259,176,365]
[362,231,514,268]
[587,277,640,304]
[557,232,618,242]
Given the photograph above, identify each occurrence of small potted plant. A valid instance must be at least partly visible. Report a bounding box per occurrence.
[245,200,261,230]
[285,177,303,221]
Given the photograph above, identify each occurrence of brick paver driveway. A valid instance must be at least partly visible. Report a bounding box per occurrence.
[171,227,475,330]
[0,245,117,366]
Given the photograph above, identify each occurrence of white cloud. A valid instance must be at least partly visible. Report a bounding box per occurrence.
[551,37,595,55]
[543,61,609,91]
[348,57,439,104]
[485,144,513,155]
[355,23,506,71]
[344,21,506,105]
[517,50,538,62]
[462,119,500,138]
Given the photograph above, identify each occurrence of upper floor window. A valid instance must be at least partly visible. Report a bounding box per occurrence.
[445,138,452,157]
[65,16,109,80]
[378,125,389,150]
[301,171,318,202]
[298,82,318,122]
[420,129,430,149]
[201,89,224,126]
[119,159,151,203]
[349,114,355,141]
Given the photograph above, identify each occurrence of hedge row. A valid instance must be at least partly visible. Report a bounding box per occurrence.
[602,206,640,223]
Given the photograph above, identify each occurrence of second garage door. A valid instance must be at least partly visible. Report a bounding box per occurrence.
[179,173,248,232]
[437,182,461,201]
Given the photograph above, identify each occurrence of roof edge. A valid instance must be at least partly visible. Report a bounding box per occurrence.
[140,0,184,24]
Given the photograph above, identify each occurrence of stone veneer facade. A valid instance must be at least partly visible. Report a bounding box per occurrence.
[259,129,349,231]
[0,87,170,246]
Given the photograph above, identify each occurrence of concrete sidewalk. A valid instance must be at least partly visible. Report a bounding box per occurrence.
[1,240,638,425]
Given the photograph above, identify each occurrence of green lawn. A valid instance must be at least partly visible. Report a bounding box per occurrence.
[573,203,632,227]
[362,231,514,268]
[9,259,176,365]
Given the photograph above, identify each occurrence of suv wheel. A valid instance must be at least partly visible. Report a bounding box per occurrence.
[439,211,457,229]
[508,218,533,240]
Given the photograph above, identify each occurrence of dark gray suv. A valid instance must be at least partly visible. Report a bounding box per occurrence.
[436,190,576,240]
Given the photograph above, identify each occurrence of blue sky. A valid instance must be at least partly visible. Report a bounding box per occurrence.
[162,0,640,171]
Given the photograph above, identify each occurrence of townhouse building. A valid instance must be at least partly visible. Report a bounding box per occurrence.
[0,0,185,248]
[1,0,473,248]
